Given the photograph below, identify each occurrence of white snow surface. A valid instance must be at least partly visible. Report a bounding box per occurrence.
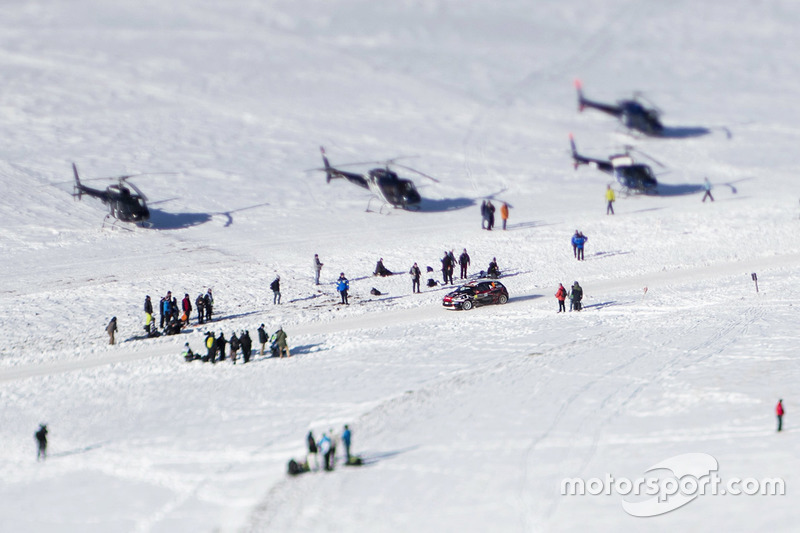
[1,0,799,531]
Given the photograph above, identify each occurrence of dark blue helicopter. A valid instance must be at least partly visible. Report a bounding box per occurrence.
[317,147,438,212]
[575,80,664,137]
[71,163,151,226]
[569,134,659,193]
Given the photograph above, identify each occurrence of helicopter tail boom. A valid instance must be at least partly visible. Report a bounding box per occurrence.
[72,163,83,200]
[574,80,623,118]
[320,146,334,184]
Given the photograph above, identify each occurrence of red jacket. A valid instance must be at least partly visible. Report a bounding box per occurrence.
[555,286,567,301]
[777,402,785,416]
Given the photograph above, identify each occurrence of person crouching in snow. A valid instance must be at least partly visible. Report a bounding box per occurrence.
[182,342,195,362]
[273,326,290,358]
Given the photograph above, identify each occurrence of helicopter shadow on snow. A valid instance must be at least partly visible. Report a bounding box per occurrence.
[417,197,476,212]
[654,183,705,196]
[148,208,212,230]
[147,202,271,230]
[659,126,712,139]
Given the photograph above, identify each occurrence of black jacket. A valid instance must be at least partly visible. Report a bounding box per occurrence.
[258,326,267,344]
[270,279,280,292]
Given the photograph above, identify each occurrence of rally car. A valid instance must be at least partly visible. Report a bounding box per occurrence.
[442,280,509,310]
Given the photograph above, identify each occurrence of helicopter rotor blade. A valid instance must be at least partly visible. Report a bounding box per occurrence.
[389,163,440,183]
[119,177,149,202]
[632,91,662,116]
[634,148,666,168]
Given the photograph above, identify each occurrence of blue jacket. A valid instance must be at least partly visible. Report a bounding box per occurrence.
[337,278,349,292]
[342,429,351,446]
[572,234,588,249]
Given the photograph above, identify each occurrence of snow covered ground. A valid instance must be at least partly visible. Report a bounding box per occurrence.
[1,0,799,531]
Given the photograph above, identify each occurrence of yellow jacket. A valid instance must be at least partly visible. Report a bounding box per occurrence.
[606,188,616,202]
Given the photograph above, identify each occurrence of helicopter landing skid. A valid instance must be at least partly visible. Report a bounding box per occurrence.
[102,216,133,232]
[366,197,391,214]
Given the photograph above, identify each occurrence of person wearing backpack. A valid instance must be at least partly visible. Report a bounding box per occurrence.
[570,281,583,311]
[257,324,268,356]
[555,283,567,313]
[270,276,281,304]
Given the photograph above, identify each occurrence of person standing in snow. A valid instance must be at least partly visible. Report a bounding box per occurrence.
[342,425,352,463]
[337,273,349,305]
[158,296,166,329]
[487,200,496,230]
[144,295,154,335]
[314,254,323,285]
[307,430,319,471]
[572,231,588,261]
[106,317,117,345]
[777,399,785,432]
[329,427,339,468]
[35,424,48,461]
[270,276,281,304]
[257,324,268,356]
[240,330,252,363]
[555,283,567,313]
[205,331,216,363]
[318,433,332,471]
[181,293,192,325]
[441,251,454,285]
[570,281,583,311]
[216,332,227,362]
[229,332,239,364]
[702,177,714,203]
[195,293,205,325]
[459,248,471,279]
[204,288,214,322]
[170,296,179,323]
[606,185,616,215]
[481,200,489,230]
[500,202,509,230]
[409,262,421,293]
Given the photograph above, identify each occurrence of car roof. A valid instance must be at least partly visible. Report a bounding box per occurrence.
[464,280,504,287]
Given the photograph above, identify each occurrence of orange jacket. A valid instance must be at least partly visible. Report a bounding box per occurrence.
[500,203,509,220]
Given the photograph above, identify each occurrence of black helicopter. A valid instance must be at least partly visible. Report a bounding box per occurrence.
[71,163,151,226]
[569,134,659,193]
[575,80,664,137]
[317,146,438,212]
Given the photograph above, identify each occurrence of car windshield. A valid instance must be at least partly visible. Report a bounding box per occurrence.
[454,287,474,294]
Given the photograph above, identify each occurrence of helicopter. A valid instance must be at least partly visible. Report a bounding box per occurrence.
[575,80,664,137]
[71,163,151,226]
[317,146,439,212]
[569,134,660,193]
